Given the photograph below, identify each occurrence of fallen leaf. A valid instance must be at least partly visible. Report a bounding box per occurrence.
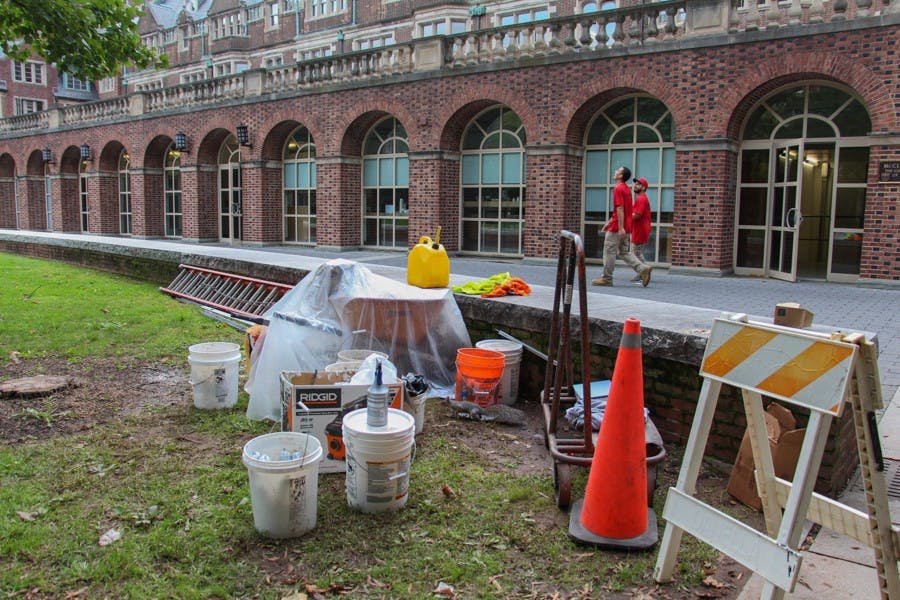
[281,593,307,600]
[441,483,455,498]
[98,529,121,546]
[702,576,725,588]
[64,588,89,599]
[433,581,455,598]
[366,575,389,588]
[16,511,39,521]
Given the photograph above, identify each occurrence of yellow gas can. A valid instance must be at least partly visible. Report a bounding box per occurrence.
[407,227,450,288]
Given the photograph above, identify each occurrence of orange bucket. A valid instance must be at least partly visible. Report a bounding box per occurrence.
[455,348,505,407]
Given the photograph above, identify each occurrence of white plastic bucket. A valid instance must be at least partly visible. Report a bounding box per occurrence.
[325,361,361,380]
[343,408,415,513]
[337,349,388,363]
[404,393,427,435]
[188,342,241,409]
[241,432,323,538]
[475,339,524,405]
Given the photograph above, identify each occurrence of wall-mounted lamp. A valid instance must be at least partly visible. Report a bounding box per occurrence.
[80,143,93,161]
[173,132,189,153]
[42,148,54,164]
[236,124,252,148]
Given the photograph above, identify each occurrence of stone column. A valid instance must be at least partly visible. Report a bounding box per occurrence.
[860,138,900,282]
[131,168,165,238]
[0,176,17,228]
[240,160,283,244]
[668,139,739,276]
[408,151,460,250]
[315,155,362,250]
[19,175,45,230]
[89,170,120,234]
[181,164,219,242]
[524,144,583,260]
[56,173,81,232]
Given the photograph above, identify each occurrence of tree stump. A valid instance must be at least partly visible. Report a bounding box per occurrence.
[0,375,72,398]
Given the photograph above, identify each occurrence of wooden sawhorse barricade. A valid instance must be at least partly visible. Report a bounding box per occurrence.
[654,315,899,599]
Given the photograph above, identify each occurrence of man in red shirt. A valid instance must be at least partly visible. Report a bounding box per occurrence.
[629,177,653,283]
[592,166,652,287]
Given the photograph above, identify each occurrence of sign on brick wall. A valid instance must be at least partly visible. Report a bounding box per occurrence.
[879,161,900,182]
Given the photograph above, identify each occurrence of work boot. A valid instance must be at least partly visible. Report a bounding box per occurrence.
[640,267,652,288]
[591,277,613,286]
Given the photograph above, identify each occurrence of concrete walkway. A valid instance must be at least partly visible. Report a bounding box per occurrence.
[736,386,900,599]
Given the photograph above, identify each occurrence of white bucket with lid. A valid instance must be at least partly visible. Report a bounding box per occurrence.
[342,408,415,513]
[475,339,524,405]
[188,342,241,409]
[241,432,323,538]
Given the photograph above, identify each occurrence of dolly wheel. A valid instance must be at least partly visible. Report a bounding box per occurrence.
[553,462,572,510]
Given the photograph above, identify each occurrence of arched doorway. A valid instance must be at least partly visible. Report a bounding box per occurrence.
[283,126,316,244]
[118,150,132,234]
[218,137,242,243]
[164,143,183,237]
[736,83,871,282]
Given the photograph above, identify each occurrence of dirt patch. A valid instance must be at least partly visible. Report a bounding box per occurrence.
[0,357,187,443]
[1,357,754,598]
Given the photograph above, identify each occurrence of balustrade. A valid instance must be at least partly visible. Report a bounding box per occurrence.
[0,0,894,134]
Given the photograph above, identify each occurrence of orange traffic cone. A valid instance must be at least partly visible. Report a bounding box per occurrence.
[569,317,658,550]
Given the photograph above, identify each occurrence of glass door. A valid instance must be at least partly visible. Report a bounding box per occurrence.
[219,164,242,243]
[768,143,802,281]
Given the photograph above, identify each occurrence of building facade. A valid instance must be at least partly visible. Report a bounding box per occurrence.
[0,0,898,284]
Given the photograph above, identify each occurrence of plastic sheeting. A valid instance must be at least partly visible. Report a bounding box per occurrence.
[245,259,471,421]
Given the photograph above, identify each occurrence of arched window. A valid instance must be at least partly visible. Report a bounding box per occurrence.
[283,127,316,244]
[164,144,182,237]
[218,137,242,242]
[79,156,89,232]
[460,106,526,255]
[583,96,675,263]
[362,117,409,248]
[118,151,132,235]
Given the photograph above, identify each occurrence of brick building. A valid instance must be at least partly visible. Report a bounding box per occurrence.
[0,0,897,284]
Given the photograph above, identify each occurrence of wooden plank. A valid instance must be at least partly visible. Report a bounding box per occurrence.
[654,378,722,583]
[661,488,802,591]
[770,477,882,547]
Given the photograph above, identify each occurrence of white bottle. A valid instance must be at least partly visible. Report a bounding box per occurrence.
[366,360,389,429]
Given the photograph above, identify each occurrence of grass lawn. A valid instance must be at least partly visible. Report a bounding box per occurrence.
[0,252,742,599]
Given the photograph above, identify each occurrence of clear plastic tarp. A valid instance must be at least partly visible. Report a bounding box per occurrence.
[245,259,471,421]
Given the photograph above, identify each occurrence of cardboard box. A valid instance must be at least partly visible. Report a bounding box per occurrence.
[773,302,814,328]
[280,371,404,473]
[726,402,805,510]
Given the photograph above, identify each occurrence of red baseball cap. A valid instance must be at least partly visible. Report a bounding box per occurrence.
[633,177,649,188]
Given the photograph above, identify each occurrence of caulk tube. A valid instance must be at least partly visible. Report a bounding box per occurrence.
[366,360,389,429]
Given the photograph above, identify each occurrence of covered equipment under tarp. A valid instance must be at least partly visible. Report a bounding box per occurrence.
[245,259,471,421]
